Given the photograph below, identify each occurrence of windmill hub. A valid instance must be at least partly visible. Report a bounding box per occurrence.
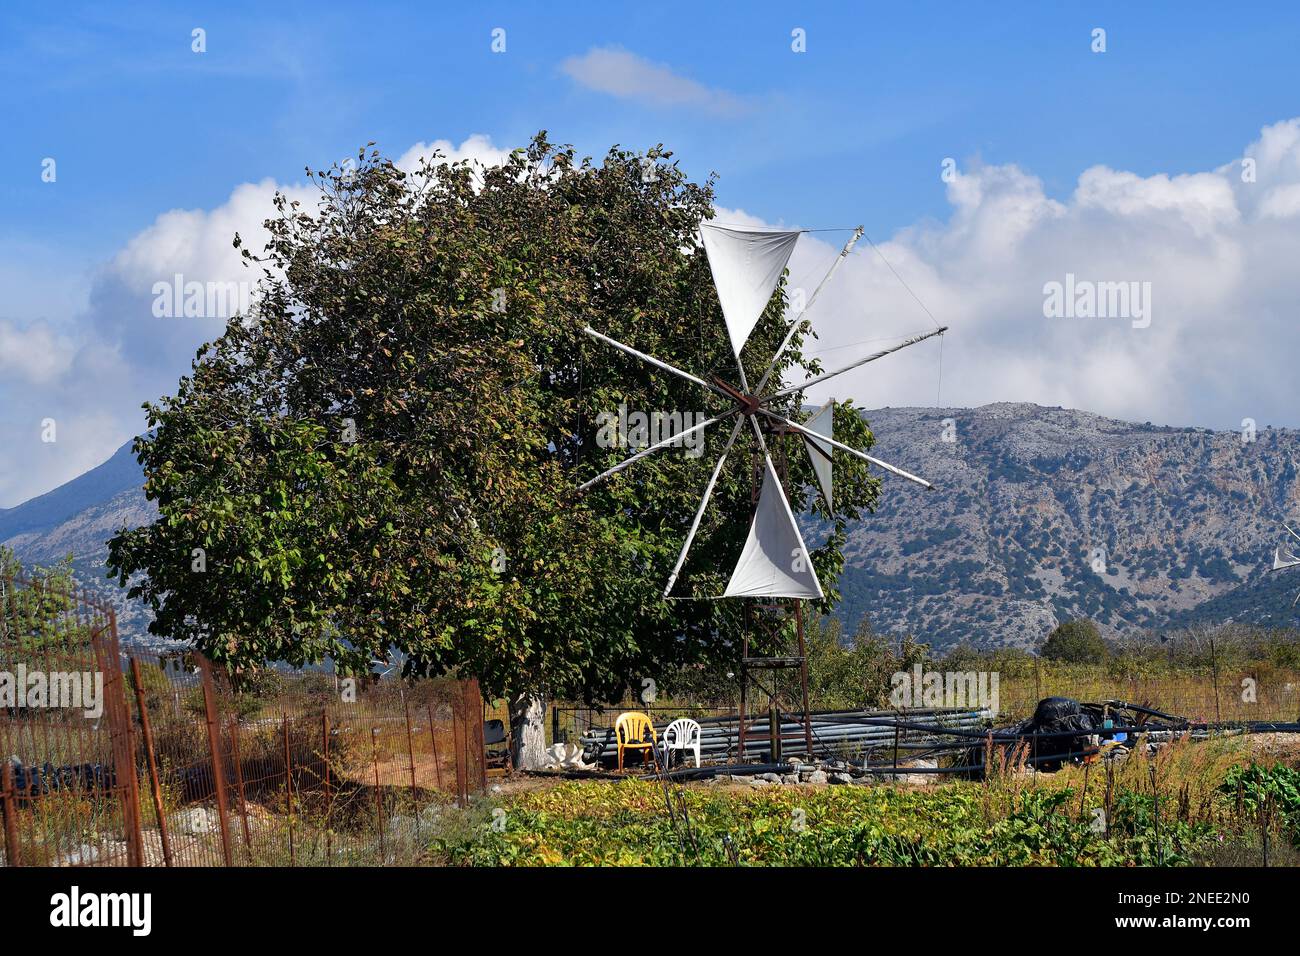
[710,376,762,415]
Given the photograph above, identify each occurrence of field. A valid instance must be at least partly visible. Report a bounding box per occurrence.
[430,733,1300,867]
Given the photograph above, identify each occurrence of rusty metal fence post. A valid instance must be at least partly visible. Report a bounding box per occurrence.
[282,712,295,866]
[371,727,386,857]
[1,761,19,867]
[92,612,145,866]
[403,693,419,838]
[197,656,234,866]
[468,679,487,793]
[129,657,173,867]
[227,716,253,860]
[452,696,468,807]
[321,710,332,864]
[427,702,443,791]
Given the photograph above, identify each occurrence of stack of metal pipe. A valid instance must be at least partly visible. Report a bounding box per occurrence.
[580,706,992,764]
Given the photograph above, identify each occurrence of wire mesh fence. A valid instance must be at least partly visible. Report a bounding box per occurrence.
[0,573,143,867]
[997,667,1300,724]
[1,573,486,868]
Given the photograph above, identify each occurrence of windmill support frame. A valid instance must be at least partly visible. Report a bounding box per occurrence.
[736,421,814,762]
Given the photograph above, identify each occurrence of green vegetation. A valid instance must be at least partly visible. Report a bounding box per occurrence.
[432,758,1300,867]
[0,545,84,654]
[1041,618,1108,663]
[1221,764,1300,847]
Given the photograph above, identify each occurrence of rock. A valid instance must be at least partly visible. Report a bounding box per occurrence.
[758,772,782,783]
[541,742,594,771]
[61,843,101,865]
[781,774,800,786]
[904,758,937,770]
[805,770,828,785]
[749,777,775,788]
[828,772,853,785]
[178,807,216,835]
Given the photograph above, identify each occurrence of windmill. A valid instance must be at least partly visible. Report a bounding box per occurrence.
[1269,524,1300,607]
[580,220,946,759]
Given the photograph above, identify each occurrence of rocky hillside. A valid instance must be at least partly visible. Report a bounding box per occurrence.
[6,404,1300,651]
[0,440,158,646]
[832,403,1300,649]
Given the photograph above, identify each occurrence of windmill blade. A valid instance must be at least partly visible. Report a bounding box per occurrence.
[754,227,863,395]
[578,411,736,492]
[700,223,802,360]
[1273,546,1300,572]
[722,426,824,600]
[583,326,731,400]
[663,416,747,598]
[802,401,835,514]
[758,408,934,490]
[766,326,947,400]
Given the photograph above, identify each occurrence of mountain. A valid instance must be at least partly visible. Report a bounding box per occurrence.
[0,440,157,645]
[6,404,1300,651]
[0,440,145,549]
[831,403,1300,648]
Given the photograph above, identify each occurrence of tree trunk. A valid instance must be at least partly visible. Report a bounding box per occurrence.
[508,692,548,770]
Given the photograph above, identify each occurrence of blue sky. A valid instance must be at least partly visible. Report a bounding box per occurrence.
[4,1,1300,505]
[6,3,1298,250]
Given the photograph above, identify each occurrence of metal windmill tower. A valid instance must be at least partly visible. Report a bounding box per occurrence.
[580,221,945,762]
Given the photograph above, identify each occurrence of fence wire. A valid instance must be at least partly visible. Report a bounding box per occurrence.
[2,573,486,868]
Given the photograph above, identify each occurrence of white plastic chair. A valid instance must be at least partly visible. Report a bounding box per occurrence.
[660,718,702,768]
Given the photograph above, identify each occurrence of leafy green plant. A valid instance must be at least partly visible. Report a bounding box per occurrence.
[432,778,1223,867]
[1221,763,1300,846]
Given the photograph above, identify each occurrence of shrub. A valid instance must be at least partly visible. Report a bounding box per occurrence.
[1041,619,1108,663]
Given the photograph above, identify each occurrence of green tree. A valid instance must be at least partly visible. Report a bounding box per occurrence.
[106,135,883,765]
[802,616,927,710]
[1041,618,1108,663]
[0,546,85,653]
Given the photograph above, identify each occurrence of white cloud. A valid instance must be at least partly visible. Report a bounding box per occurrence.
[395,134,514,174]
[0,135,508,508]
[745,117,1300,433]
[0,320,75,384]
[561,47,749,116]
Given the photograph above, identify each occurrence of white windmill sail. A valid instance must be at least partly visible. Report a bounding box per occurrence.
[1273,546,1300,571]
[700,223,801,359]
[802,401,834,513]
[723,455,824,600]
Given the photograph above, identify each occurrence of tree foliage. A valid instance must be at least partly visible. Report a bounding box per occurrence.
[0,546,86,653]
[1041,618,1108,663]
[107,134,883,702]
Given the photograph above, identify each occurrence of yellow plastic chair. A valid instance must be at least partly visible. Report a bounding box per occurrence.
[614,712,658,772]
